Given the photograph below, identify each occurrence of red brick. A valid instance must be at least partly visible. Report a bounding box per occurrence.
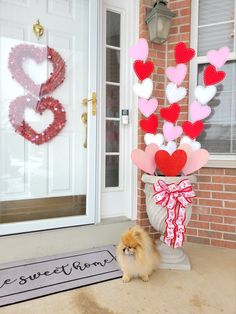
[188,221,209,229]
[212,192,236,200]
[186,236,210,245]
[196,191,211,198]
[186,228,197,236]
[198,183,223,191]
[199,168,225,175]
[180,25,191,33]
[192,206,210,214]
[180,8,191,16]
[211,208,236,217]
[225,169,236,176]
[224,185,236,192]
[224,201,236,209]
[199,215,223,223]
[199,199,223,207]
[211,239,236,249]
[224,217,236,225]
[213,176,236,184]
[198,230,222,239]
[196,175,212,183]
[211,223,235,232]
[223,233,236,241]
[170,0,190,10]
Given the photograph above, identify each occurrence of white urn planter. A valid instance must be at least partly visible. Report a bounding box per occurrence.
[142,173,196,270]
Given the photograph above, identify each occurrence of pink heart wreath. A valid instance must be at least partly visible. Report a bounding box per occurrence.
[8,44,65,97]
[9,95,66,145]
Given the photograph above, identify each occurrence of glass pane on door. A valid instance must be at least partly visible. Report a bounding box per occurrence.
[0,0,95,228]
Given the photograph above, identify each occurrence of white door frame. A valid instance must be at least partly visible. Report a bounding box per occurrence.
[0,0,99,235]
[96,0,139,223]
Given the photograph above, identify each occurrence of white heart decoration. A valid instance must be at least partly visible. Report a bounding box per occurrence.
[144,133,164,146]
[194,85,217,105]
[160,141,177,154]
[133,78,153,99]
[166,82,187,104]
[180,136,201,151]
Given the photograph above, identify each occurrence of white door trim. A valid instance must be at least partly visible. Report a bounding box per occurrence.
[96,0,139,222]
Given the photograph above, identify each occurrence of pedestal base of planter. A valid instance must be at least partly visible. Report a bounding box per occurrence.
[158,242,191,270]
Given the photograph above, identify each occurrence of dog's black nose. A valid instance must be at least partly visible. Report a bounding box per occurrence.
[123,248,126,252]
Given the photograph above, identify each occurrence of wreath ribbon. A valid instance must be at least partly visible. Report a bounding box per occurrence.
[153,179,195,248]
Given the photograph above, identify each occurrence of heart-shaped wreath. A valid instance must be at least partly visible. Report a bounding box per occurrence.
[9,95,66,145]
[8,44,65,97]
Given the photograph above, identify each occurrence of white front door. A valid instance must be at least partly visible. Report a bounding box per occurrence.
[0,0,98,234]
[100,0,138,219]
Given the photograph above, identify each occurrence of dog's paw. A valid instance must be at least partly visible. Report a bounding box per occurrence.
[122,275,131,283]
[141,274,149,282]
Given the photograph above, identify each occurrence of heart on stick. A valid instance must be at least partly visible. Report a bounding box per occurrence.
[138,97,158,117]
[160,141,177,154]
[133,78,153,99]
[182,121,204,139]
[190,101,211,122]
[129,38,149,61]
[140,114,158,134]
[163,121,183,141]
[204,65,226,86]
[166,83,187,104]
[133,60,154,81]
[182,149,209,175]
[166,64,187,86]
[155,150,187,176]
[160,103,180,123]
[144,133,164,146]
[206,46,230,68]
[194,85,217,105]
[175,42,195,64]
[131,144,159,175]
[180,136,201,151]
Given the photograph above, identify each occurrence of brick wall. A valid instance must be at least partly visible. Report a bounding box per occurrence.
[137,0,236,249]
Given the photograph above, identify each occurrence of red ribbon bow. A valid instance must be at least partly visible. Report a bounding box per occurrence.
[153,179,195,248]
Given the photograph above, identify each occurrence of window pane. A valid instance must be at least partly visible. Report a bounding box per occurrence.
[106,120,119,152]
[106,11,120,47]
[106,48,120,82]
[199,0,234,26]
[197,61,236,154]
[105,155,119,187]
[198,23,234,56]
[106,84,120,118]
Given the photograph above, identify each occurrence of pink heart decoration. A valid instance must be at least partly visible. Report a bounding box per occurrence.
[129,38,148,61]
[190,101,211,122]
[131,144,159,175]
[166,64,187,86]
[206,46,230,68]
[178,143,192,159]
[182,149,209,175]
[163,122,183,141]
[138,97,158,117]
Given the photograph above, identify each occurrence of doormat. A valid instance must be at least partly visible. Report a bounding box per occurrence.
[0,245,122,307]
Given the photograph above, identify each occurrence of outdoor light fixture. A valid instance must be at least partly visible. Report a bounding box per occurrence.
[145,0,176,44]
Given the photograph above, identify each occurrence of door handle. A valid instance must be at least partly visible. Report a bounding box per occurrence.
[81,92,96,116]
[81,112,87,148]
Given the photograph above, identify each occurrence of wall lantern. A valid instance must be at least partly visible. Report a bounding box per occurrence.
[145,0,176,44]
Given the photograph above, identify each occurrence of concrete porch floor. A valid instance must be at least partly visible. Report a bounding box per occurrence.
[1,243,235,314]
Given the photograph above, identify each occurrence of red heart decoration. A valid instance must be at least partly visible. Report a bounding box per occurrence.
[155,150,187,176]
[203,65,226,86]
[9,95,66,145]
[139,114,158,134]
[175,42,195,64]
[8,44,65,97]
[160,103,180,123]
[133,60,154,81]
[182,121,204,139]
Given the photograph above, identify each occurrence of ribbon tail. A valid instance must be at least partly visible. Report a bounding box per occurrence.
[174,205,186,248]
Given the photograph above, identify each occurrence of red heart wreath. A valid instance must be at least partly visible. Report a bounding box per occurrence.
[203,65,226,86]
[160,103,180,124]
[133,60,154,81]
[139,114,158,134]
[175,42,195,64]
[8,44,65,97]
[182,120,204,139]
[9,95,66,145]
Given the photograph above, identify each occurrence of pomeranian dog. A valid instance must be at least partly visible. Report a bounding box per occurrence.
[116,225,160,283]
